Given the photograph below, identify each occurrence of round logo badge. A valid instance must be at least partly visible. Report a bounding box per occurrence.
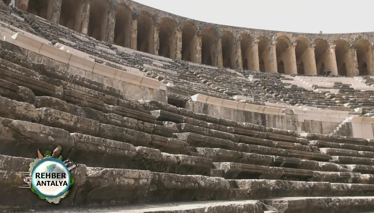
[31,158,71,199]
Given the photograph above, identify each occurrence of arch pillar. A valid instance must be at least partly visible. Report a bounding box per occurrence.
[327,45,338,76]
[153,24,160,55]
[369,44,374,75]
[195,34,202,64]
[234,38,243,70]
[285,42,297,75]
[81,0,90,34]
[269,41,278,73]
[251,39,260,71]
[19,0,29,11]
[347,47,359,76]
[175,28,182,60]
[131,18,138,50]
[303,44,317,75]
[50,0,62,24]
[104,1,117,43]
[216,38,223,67]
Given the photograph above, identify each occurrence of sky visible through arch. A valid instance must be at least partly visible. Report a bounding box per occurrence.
[133,0,373,34]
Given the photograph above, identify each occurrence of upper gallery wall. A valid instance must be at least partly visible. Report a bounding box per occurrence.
[10,0,374,76]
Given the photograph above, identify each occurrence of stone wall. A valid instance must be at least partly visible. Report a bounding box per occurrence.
[7,0,374,77]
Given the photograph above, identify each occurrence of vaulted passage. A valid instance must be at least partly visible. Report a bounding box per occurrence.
[28,0,53,21]
[201,27,217,66]
[276,36,297,74]
[258,37,270,72]
[158,18,177,59]
[314,39,330,75]
[295,37,309,75]
[137,12,154,54]
[114,3,132,48]
[181,22,198,62]
[335,40,352,76]
[88,0,109,41]
[240,34,254,70]
[221,31,236,69]
[355,39,372,75]
[60,0,84,32]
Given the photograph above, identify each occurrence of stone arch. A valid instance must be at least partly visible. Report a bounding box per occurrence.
[181,21,198,62]
[241,33,255,70]
[158,17,177,59]
[314,39,330,75]
[87,0,110,41]
[60,0,84,32]
[275,36,295,74]
[114,3,132,48]
[295,37,309,75]
[354,39,373,75]
[335,39,353,76]
[201,27,217,66]
[28,0,54,21]
[258,36,271,72]
[137,11,154,54]
[221,31,236,69]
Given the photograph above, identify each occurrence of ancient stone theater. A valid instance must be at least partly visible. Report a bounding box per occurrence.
[2,0,374,212]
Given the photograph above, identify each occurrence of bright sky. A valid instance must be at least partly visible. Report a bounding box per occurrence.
[133,0,373,34]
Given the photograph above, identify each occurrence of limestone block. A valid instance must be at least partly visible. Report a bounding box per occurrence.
[68,55,95,72]
[141,77,162,90]
[244,104,260,112]
[206,96,224,106]
[11,32,43,53]
[119,71,143,85]
[191,94,209,103]
[237,102,246,110]
[222,100,239,109]
[93,63,118,78]
[39,44,72,64]
[0,96,40,122]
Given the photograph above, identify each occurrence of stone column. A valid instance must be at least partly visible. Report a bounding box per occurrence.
[175,29,182,60]
[269,41,278,73]
[104,0,117,43]
[19,0,28,11]
[131,18,138,50]
[251,39,260,71]
[234,38,243,70]
[369,45,374,75]
[153,25,160,55]
[303,44,317,75]
[327,45,338,76]
[195,34,202,64]
[81,0,90,34]
[286,42,297,75]
[347,47,359,76]
[216,38,223,67]
[50,0,62,24]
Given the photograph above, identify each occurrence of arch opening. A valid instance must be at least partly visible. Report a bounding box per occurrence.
[181,22,197,62]
[87,0,109,41]
[201,27,217,66]
[158,18,177,59]
[28,0,53,21]
[295,37,309,75]
[60,0,84,32]
[354,39,372,75]
[335,40,351,76]
[275,36,292,74]
[258,36,270,72]
[314,39,329,75]
[241,33,253,70]
[114,3,132,48]
[137,12,154,54]
[221,31,235,69]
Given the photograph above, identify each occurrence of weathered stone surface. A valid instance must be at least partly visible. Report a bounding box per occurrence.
[0,95,40,122]
[310,140,374,152]
[331,156,374,165]
[151,110,186,123]
[98,123,152,146]
[35,96,86,117]
[0,117,74,158]
[320,147,374,158]
[150,135,189,154]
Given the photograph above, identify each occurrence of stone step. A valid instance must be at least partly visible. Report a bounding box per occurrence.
[214,162,365,183]
[331,156,374,165]
[0,118,210,175]
[196,147,347,172]
[0,155,230,209]
[320,148,374,158]
[264,197,374,213]
[174,133,330,161]
[302,133,369,146]
[345,164,374,174]
[310,140,374,152]
[230,179,374,200]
